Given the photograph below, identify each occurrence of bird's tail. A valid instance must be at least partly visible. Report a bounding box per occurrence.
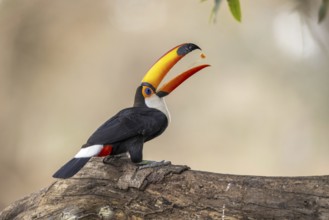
[52,157,91,179]
[53,144,108,179]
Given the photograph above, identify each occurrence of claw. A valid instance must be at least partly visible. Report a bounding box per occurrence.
[103,153,129,164]
[138,160,171,169]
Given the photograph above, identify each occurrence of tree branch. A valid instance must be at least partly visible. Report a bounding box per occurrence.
[1,158,329,219]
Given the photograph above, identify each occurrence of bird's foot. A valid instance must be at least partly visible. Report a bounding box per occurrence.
[103,153,129,164]
[138,160,171,169]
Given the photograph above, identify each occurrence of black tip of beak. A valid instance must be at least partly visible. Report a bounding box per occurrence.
[177,43,201,56]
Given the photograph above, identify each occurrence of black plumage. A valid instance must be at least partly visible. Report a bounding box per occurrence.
[86,106,168,156]
[87,108,167,146]
[52,158,90,179]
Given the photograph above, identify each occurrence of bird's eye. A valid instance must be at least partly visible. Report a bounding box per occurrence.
[144,87,152,96]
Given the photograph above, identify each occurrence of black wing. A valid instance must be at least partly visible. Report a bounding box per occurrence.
[86,107,168,145]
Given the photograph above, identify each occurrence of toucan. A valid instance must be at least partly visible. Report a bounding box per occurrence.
[52,43,209,179]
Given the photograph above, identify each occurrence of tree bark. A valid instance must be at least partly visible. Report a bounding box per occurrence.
[1,158,329,220]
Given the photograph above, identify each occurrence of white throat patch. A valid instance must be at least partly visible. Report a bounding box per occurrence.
[145,95,171,122]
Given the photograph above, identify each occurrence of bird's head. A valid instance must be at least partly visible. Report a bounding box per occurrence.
[134,43,209,113]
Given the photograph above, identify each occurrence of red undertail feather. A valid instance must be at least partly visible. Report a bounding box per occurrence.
[97,145,113,157]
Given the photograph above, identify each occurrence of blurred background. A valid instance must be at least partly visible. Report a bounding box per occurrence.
[1,0,329,209]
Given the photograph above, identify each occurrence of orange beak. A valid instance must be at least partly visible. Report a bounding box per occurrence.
[141,43,210,97]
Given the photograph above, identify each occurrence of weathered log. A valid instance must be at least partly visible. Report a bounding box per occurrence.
[1,157,329,219]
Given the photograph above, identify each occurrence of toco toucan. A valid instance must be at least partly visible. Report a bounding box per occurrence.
[53,43,209,179]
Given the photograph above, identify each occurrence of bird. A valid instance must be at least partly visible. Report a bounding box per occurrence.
[52,43,209,179]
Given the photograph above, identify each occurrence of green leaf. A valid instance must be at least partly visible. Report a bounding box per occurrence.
[318,0,329,23]
[227,0,242,22]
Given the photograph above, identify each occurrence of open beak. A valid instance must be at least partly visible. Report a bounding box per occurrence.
[141,43,210,97]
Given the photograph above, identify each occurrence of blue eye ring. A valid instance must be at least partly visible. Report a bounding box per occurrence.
[144,87,152,96]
